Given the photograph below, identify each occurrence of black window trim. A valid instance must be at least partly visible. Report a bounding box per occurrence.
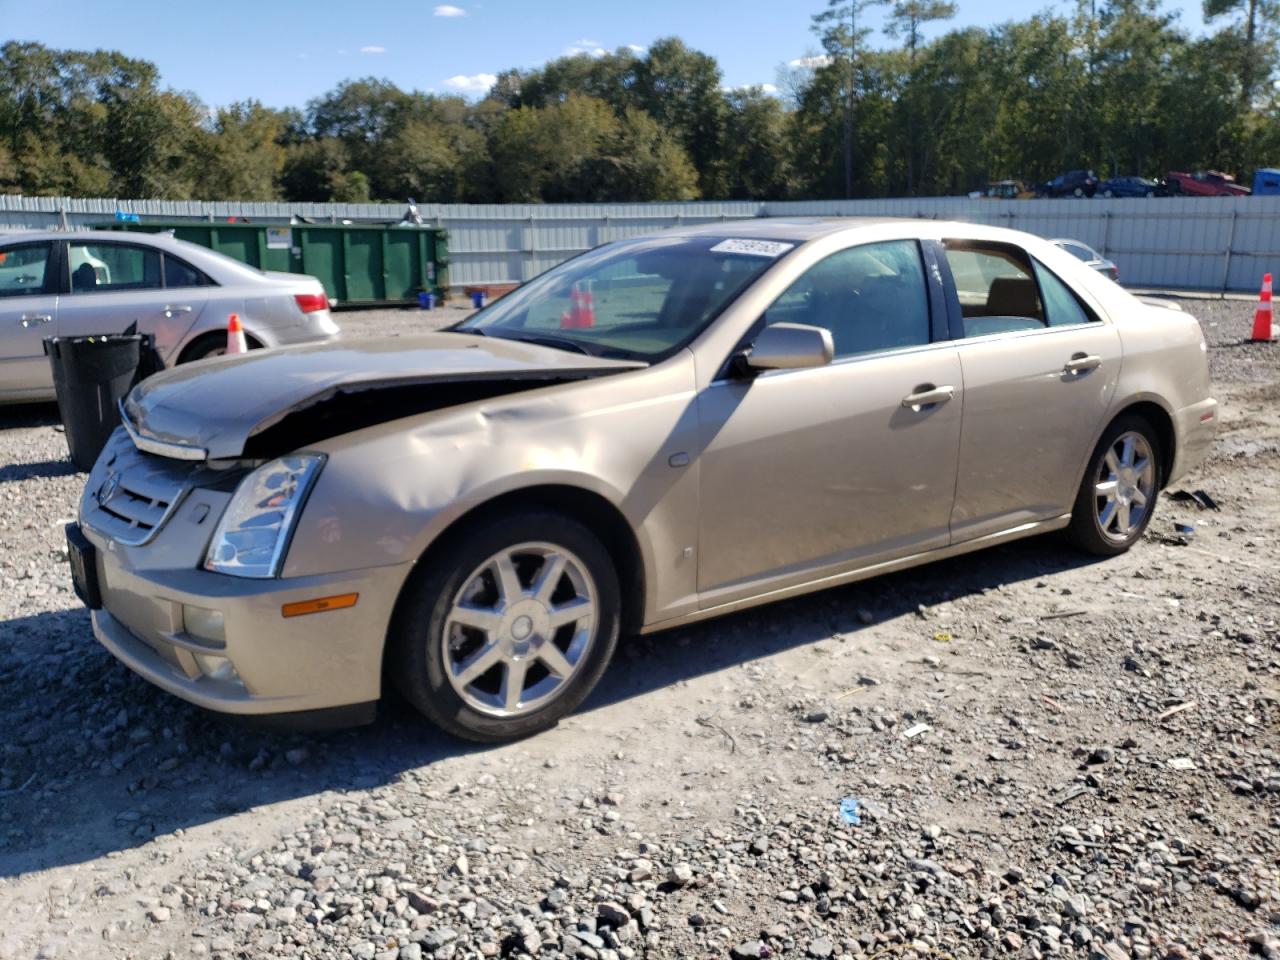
[0,238,60,299]
[60,237,217,295]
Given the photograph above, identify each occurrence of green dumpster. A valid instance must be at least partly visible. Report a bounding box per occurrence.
[99,221,448,307]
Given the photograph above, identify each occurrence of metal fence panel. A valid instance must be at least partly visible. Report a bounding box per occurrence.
[2,193,1277,292]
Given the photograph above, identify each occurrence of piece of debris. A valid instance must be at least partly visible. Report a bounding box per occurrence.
[1157,701,1198,722]
[902,722,931,739]
[838,797,861,825]
[1167,757,1197,771]
[1169,488,1220,511]
[932,631,952,643]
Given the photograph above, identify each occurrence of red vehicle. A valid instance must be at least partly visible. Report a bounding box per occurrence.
[1166,170,1250,196]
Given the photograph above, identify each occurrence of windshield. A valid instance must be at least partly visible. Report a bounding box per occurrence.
[454,235,790,361]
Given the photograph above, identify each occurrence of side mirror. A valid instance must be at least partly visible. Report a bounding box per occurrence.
[745,322,834,372]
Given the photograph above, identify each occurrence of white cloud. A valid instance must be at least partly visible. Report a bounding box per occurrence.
[723,82,779,95]
[575,37,601,46]
[433,4,466,16]
[626,43,647,54]
[360,45,387,54]
[788,54,833,68]
[564,45,607,58]
[443,72,497,93]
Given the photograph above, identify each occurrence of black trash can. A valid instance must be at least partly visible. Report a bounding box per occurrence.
[44,332,160,472]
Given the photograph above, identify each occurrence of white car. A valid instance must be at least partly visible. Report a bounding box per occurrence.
[0,230,340,403]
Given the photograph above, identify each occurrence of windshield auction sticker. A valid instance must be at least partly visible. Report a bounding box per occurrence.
[710,239,795,258]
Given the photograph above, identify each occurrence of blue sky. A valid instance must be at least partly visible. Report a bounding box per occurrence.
[4,0,1210,109]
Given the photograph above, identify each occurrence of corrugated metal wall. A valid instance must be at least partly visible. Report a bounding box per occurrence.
[2,194,1277,292]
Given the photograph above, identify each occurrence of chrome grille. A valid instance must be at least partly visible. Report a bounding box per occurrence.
[85,439,191,546]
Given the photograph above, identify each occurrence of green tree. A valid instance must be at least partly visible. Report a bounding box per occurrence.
[193,100,286,200]
[885,0,956,193]
[1203,0,1279,107]
[811,0,890,196]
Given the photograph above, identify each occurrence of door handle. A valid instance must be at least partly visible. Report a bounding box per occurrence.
[901,384,955,409]
[20,313,52,328]
[163,304,193,317]
[1063,353,1102,374]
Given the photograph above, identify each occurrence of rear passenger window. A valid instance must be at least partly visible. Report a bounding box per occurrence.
[1033,261,1092,327]
[943,242,1045,338]
[69,243,161,293]
[765,240,930,359]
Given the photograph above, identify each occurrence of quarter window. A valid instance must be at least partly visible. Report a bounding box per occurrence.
[1034,261,1093,327]
[163,255,208,288]
[764,240,931,359]
[69,243,161,293]
[0,243,52,298]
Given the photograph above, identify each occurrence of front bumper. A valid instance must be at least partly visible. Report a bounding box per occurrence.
[80,521,412,717]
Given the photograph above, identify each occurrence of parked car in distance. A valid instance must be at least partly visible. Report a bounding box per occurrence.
[1253,168,1280,196]
[1052,238,1120,282]
[1041,169,1099,198]
[1166,170,1250,197]
[69,218,1217,742]
[1099,176,1166,198]
[0,230,339,404]
[983,180,1037,200]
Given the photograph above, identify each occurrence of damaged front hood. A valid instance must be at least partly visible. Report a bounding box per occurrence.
[123,332,644,460]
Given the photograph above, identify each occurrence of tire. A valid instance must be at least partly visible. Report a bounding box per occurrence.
[389,509,621,742]
[177,331,261,363]
[1103,189,1114,198]
[1145,191,1154,198]
[1073,187,1084,197]
[1067,415,1163,556]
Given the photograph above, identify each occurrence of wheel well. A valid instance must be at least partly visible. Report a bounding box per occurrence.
[1113,401,1176,486]
[176,329,265,363]
[400,485,646,636]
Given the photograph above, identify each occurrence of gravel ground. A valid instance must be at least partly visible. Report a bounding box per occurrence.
[0,297,1276,960]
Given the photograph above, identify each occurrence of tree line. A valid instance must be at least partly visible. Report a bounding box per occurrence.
[1,0,1276,204]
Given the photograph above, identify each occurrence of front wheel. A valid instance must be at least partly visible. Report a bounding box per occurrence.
[389,510,621,742]
[1103,189,1114,198]
[1067,416,1162,556]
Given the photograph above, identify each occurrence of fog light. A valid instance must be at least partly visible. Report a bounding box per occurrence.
[191,652,239,683]
[183,605,226,647]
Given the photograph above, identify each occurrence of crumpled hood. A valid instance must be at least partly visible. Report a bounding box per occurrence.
[123,332,643,460]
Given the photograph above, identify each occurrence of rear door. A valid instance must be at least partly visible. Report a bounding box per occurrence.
[0,240,59,399]
[939,239,1122,542]
[56,240,207,360]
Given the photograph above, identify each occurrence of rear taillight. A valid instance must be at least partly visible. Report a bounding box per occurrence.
[295,293,329,314]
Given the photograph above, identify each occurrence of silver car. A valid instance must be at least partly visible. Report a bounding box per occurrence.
[0,230,339,403]
[1052,238,1120,283]
[68,219,1217,742]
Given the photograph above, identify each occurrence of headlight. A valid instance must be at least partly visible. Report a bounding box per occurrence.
[204,455,325,578]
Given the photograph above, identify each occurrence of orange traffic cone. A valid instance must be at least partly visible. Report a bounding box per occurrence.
[577,281,595,328]
[226,313,248,354]
[1250,274,1275,342]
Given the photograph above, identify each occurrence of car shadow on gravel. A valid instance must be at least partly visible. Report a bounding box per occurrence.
[0,401,61,430]
[0,533,1097,878]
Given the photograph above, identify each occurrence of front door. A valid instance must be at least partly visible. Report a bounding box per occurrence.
[0,240,58,399]
[940,240,1122,541]
[696,238,964,608]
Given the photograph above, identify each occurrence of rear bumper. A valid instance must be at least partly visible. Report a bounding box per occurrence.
[84,524,411,717]
[1168,397,1218,486]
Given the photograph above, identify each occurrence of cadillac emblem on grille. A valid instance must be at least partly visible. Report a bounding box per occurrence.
[96,472,121,508]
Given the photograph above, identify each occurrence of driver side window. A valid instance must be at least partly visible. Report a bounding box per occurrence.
[765,240,931,359]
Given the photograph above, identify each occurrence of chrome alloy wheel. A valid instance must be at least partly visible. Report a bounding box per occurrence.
[1094,431,1155,541]
[443,542,598,717]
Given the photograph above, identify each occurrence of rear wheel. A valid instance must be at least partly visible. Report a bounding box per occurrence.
[1067,416,1162,556]
[177,331,261,363]
[1073,187,1084,197]
[1103,189,1115,198]
[390,510,621,742]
